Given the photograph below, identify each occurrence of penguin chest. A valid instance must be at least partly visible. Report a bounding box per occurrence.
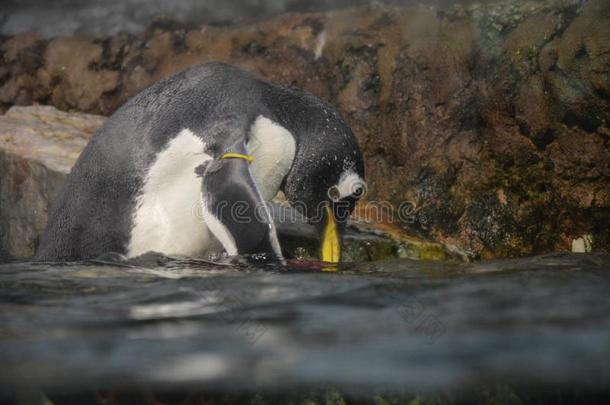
[247,115,296,200]
[127,129,219,258]
[127,116,295,259]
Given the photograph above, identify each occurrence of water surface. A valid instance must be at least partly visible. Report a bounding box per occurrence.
[1,253,609,398]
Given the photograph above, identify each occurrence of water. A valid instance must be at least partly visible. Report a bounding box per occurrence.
[1,253,609,400]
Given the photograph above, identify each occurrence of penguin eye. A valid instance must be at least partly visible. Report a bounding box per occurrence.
[327,186,341,202]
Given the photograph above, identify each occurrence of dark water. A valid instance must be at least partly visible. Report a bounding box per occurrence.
[1,253,609,399]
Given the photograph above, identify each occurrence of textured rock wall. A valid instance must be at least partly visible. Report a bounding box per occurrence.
[0,0,608,258]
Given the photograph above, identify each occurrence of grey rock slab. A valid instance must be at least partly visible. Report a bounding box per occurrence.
[0,106,103,258]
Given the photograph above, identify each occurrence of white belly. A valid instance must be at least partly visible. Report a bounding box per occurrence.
[128,128,219,258]
[247,116,296,200]
[127,116,296,258]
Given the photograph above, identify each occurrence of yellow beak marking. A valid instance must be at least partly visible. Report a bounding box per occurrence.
[321,205,340,264]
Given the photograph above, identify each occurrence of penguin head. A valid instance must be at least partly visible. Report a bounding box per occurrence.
[282,119,365,264]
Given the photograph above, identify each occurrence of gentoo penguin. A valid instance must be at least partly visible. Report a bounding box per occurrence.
[34,63,365,263]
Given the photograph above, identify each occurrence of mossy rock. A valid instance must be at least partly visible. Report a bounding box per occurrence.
[275,208,468,263]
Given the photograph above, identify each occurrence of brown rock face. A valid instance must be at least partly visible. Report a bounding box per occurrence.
[38,37,120,112]
[0,0,608,258]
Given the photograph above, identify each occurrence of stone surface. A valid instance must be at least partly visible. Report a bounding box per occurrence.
[0,106,103,258]
[0,0,609,258]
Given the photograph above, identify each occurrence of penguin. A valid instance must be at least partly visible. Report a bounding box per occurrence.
[34,62,365,263]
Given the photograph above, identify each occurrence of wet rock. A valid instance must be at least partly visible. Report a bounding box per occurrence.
[37,37,120,112]
[0,106,103,258]
[271,201,466,262]
[0,32,45,107]
[0,0,608,258]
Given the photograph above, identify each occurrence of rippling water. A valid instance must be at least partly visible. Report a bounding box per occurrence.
[1,253,609,401]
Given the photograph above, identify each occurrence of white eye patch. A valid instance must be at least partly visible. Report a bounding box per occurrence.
[328,170,366,201]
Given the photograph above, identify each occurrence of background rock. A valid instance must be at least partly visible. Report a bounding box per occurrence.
[0,0,495,38]
[0,106,103,258]
[0,0,608,258]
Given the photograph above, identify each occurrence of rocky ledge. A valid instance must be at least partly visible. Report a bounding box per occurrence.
[0,106,103,258]
[0,0,609,258]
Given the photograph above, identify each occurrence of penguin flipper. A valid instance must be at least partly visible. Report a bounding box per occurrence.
[198,146,283,261]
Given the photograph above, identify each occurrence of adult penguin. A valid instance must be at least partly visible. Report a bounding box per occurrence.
[35,63,366,263]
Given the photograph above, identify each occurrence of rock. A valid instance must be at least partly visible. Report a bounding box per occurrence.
[0,106,103,258]
[270,201,467,262]
[0,0,608,258]
[37,37,120,112]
